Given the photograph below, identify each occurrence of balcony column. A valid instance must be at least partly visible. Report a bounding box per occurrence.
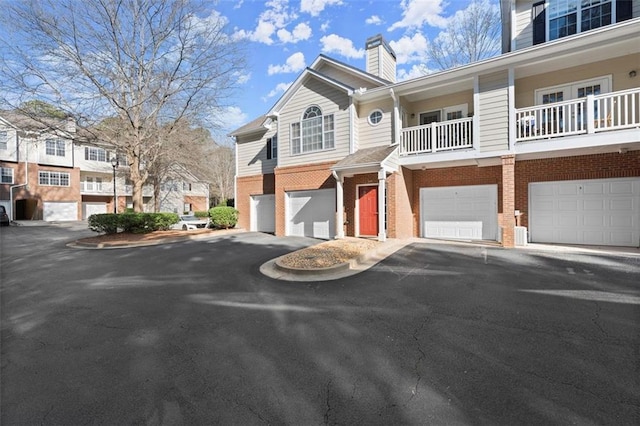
[332,171,345,239]
[377,168,387,242]
[501,154,516,248]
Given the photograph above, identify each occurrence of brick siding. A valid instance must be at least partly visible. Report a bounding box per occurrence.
[235,173,275,231]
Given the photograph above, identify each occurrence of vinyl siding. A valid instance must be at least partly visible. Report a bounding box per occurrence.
[278,77,351,168]
[478,70,509,152]
[315,63,384,90]
[236,128,277,177]
[74,144,116,173]
[367,52,380,79]
[0,125,18,162]
[357,99,393,150]
[514,0,533,50]
[405,91,474,127]
[382,51,396,82]
[514,54,639,107]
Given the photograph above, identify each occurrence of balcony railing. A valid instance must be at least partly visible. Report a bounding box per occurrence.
[516,88,640,142]
[400,117,473,156]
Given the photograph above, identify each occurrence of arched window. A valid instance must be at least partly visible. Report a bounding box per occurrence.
[291,106,335,154]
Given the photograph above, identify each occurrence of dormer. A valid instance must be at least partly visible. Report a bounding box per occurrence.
[502,0,636,52]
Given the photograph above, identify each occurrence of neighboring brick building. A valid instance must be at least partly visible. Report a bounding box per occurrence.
[232,5,640,248]
[0,112,209,220]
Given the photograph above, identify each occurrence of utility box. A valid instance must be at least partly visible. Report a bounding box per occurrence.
[515,226,528,246]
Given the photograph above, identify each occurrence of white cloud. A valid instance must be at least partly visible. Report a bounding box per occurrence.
[389,33,428,64]
[236,72,251,85]
[320,21,331,32]
[277,22,312,43]
[365,15,382,25]
[265,82,293,99]
[388,0,447,31]
[301,0,343,17]
[231,0,298,45]
[212,106,248,131]
[320,34,364,59]
[396,64,431,81]
[268,52,306,75]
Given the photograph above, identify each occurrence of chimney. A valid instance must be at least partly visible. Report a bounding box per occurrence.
[65,116,76,134]
[365,34,397,83]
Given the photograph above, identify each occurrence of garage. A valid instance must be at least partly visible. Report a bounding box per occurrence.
[250,194,275,233]
[43,201,78,221]
[82,202,107,220]
[286,189,335,239]
[420,184,498,240]
[529,178,640,247]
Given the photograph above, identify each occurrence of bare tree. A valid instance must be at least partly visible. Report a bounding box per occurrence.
[0,0,245,212]
[428,0,501,70]
[206,145,235,204]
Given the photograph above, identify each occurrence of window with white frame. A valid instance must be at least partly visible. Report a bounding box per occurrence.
[85,146,108,162]
[548,0,613,41]
[267,134,278,159]
[182,182,192,191]
[0,131,8,150]
[1,167,14,184]
[45,139,66,157]
[291,106,335,155]
[39,170,70,186]
[368,110,383,126]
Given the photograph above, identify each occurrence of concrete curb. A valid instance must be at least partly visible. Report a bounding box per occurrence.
[261,239,411,282]
[66,229,246,249]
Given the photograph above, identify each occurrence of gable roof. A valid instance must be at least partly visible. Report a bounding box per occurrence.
[0,110,73,135]
[228,114,272,138]
[311,54,392,86]
[331,145,398,174]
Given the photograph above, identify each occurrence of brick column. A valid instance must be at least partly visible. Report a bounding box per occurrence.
[501,155,516,248]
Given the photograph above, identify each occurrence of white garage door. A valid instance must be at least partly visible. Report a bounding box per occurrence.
[43,202,78,221]
[287,189,335,239]
[251,194,275,233]
[82,202,107,220]
[530,178,640,247]
[421,185,498,240]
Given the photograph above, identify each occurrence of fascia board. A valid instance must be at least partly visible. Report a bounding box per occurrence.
[311,55,390,85]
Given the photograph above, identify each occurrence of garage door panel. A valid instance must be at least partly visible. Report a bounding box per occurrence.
[421,185,497,241]
[251,194,275,233]
[286,189,335,239]
[530,178,640,247]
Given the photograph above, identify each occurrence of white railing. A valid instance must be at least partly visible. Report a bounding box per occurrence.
[80,182,113,194]
[516,88,640,142]
[401,117,473,155]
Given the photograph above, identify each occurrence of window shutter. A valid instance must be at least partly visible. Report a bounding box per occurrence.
[266,138,272,160]
[617,0,632,22]
[532,1,546,45]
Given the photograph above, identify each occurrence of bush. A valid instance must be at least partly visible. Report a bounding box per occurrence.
[87,212,179,234]
[194,210,209,218]
[209,206,238,229]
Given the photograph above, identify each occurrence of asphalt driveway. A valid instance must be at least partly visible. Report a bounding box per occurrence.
[1,224,639,425]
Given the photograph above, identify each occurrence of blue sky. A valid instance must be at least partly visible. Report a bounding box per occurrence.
[214,0,500,135]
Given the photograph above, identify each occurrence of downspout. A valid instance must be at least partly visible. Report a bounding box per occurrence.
[331,170,345,239]
[9,132,28,221]
[389,88,400,146]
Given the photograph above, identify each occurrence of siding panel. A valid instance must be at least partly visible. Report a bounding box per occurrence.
[514,0,533,50]
[358,99,394,150]
[478,70,509,152]
[237,129,277,177]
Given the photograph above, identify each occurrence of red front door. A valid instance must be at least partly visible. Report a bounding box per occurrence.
[358,186,378,236]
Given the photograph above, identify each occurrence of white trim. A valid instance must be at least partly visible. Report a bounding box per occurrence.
[355,183,378,237]
[508,67,516,151]
[368,109,384,126]
[473,75,480,151]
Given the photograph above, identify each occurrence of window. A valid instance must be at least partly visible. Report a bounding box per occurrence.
[85,146,108,162]
[547,0,613,41]
[267,134,278,160]
[290,106,335,155]
[0,131,8,150]
[183,182,192,191]
[83,176,103,192]
[184,203,192,213]
[368,110,383,126]
[45,139,66,157]
[39,171,70,186]
[1,167,14,184]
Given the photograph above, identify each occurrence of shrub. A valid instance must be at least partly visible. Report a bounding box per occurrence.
[88,213,119,234]
[209,206,238,229]
[87,213,179,234]
[194,210,209,218]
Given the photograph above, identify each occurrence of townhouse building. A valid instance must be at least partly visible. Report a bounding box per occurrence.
[0,112,209,221]
[232,0,640,248]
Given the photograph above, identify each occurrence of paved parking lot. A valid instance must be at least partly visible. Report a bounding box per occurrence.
[1,224,639,425]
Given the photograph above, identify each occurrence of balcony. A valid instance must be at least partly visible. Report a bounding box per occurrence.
[80,182,113,195]
[516,88,640,142]
[400,117,474,156]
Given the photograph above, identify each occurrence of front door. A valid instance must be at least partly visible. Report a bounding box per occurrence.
[358,186,378,236]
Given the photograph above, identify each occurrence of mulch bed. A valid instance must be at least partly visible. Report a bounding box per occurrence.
[278,238,380,268]
[78,229,214,245]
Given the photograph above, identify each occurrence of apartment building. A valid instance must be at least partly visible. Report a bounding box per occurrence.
[0,112,209,221]
[232,1,640,248]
